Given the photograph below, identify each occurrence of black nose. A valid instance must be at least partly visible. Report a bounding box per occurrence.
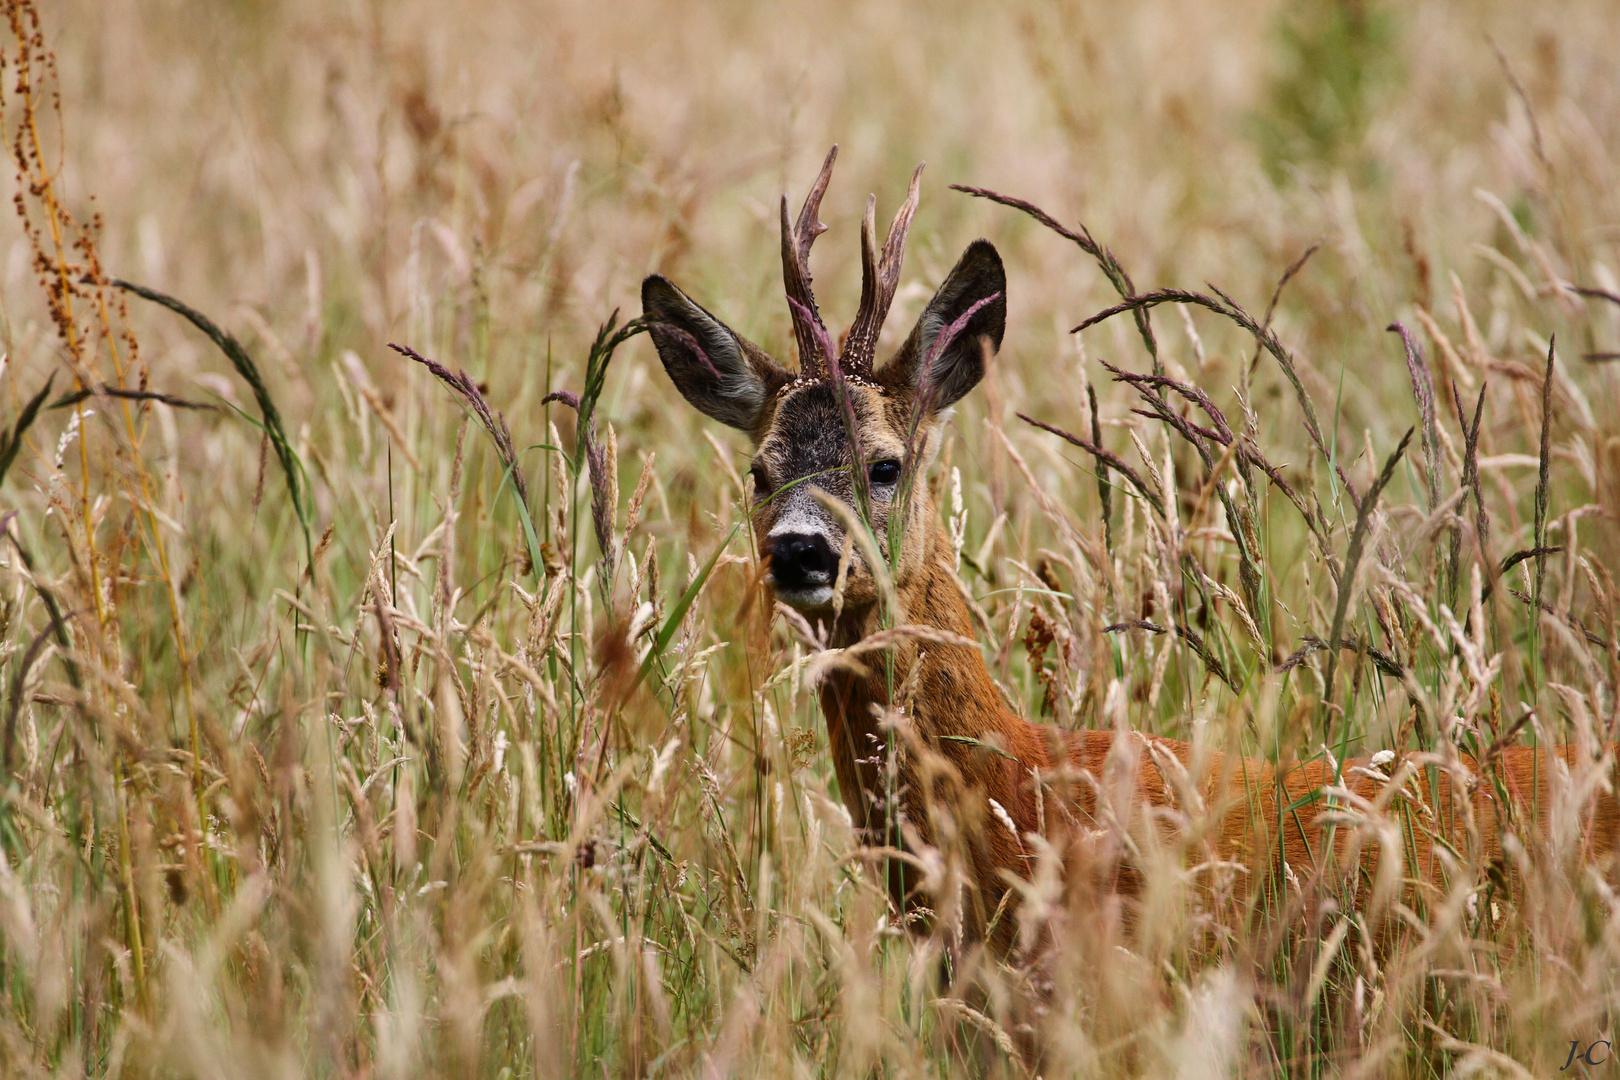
[766,532,834,589]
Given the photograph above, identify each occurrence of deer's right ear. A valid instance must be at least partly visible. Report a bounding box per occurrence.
[642,275,790,434]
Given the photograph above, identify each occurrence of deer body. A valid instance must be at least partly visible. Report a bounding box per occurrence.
[643,147,1620,949]
[814,491,1620,943]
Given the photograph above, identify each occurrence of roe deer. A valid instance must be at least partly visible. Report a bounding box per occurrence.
[641,146,1620,950]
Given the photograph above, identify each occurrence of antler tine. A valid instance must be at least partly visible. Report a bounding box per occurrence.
[781,145,839,377]
[851,193,881,371]
[840,162,923,377]
[795,144,837,247]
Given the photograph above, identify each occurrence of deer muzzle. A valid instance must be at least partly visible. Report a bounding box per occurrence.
[765,531,835,608]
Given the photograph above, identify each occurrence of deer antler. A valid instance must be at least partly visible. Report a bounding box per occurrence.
[781,145,839,378]
[840,163,923,379]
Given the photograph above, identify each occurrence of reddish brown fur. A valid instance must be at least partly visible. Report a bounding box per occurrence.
[818,511,1620,947]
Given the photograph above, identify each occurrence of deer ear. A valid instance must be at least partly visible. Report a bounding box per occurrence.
[877,239,1005,412]
[642,275,790,433]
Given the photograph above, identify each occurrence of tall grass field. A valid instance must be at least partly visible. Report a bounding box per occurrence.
[2,0,1619,1075]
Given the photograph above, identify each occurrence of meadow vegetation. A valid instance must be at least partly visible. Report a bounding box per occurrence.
[1,0,1618,1075]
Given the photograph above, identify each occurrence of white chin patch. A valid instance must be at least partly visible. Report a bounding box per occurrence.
[772,584,834,611]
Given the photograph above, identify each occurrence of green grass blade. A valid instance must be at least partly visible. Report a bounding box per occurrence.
[632,522,742,695]
[113,278,313,564]
[0,374,55,489]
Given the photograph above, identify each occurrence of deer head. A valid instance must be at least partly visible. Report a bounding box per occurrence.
[642,147,1005,622]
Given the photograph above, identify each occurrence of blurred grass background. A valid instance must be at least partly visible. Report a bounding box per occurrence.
[1,0,1618,1075]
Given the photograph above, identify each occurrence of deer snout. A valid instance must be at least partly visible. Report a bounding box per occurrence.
[765,532,835,591]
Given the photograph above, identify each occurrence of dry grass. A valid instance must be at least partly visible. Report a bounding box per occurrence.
[1,0,1618,1075]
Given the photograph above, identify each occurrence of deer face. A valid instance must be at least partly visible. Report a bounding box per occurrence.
[642,148,1005,617]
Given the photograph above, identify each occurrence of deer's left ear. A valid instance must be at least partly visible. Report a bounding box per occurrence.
[876,239,1005,412]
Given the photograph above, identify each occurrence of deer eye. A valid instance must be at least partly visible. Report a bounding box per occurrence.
[748,462,771,496]
[868,459,901,486]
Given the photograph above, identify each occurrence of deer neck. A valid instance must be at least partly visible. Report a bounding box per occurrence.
[826,517,974,648]
[816,516,1054,850]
